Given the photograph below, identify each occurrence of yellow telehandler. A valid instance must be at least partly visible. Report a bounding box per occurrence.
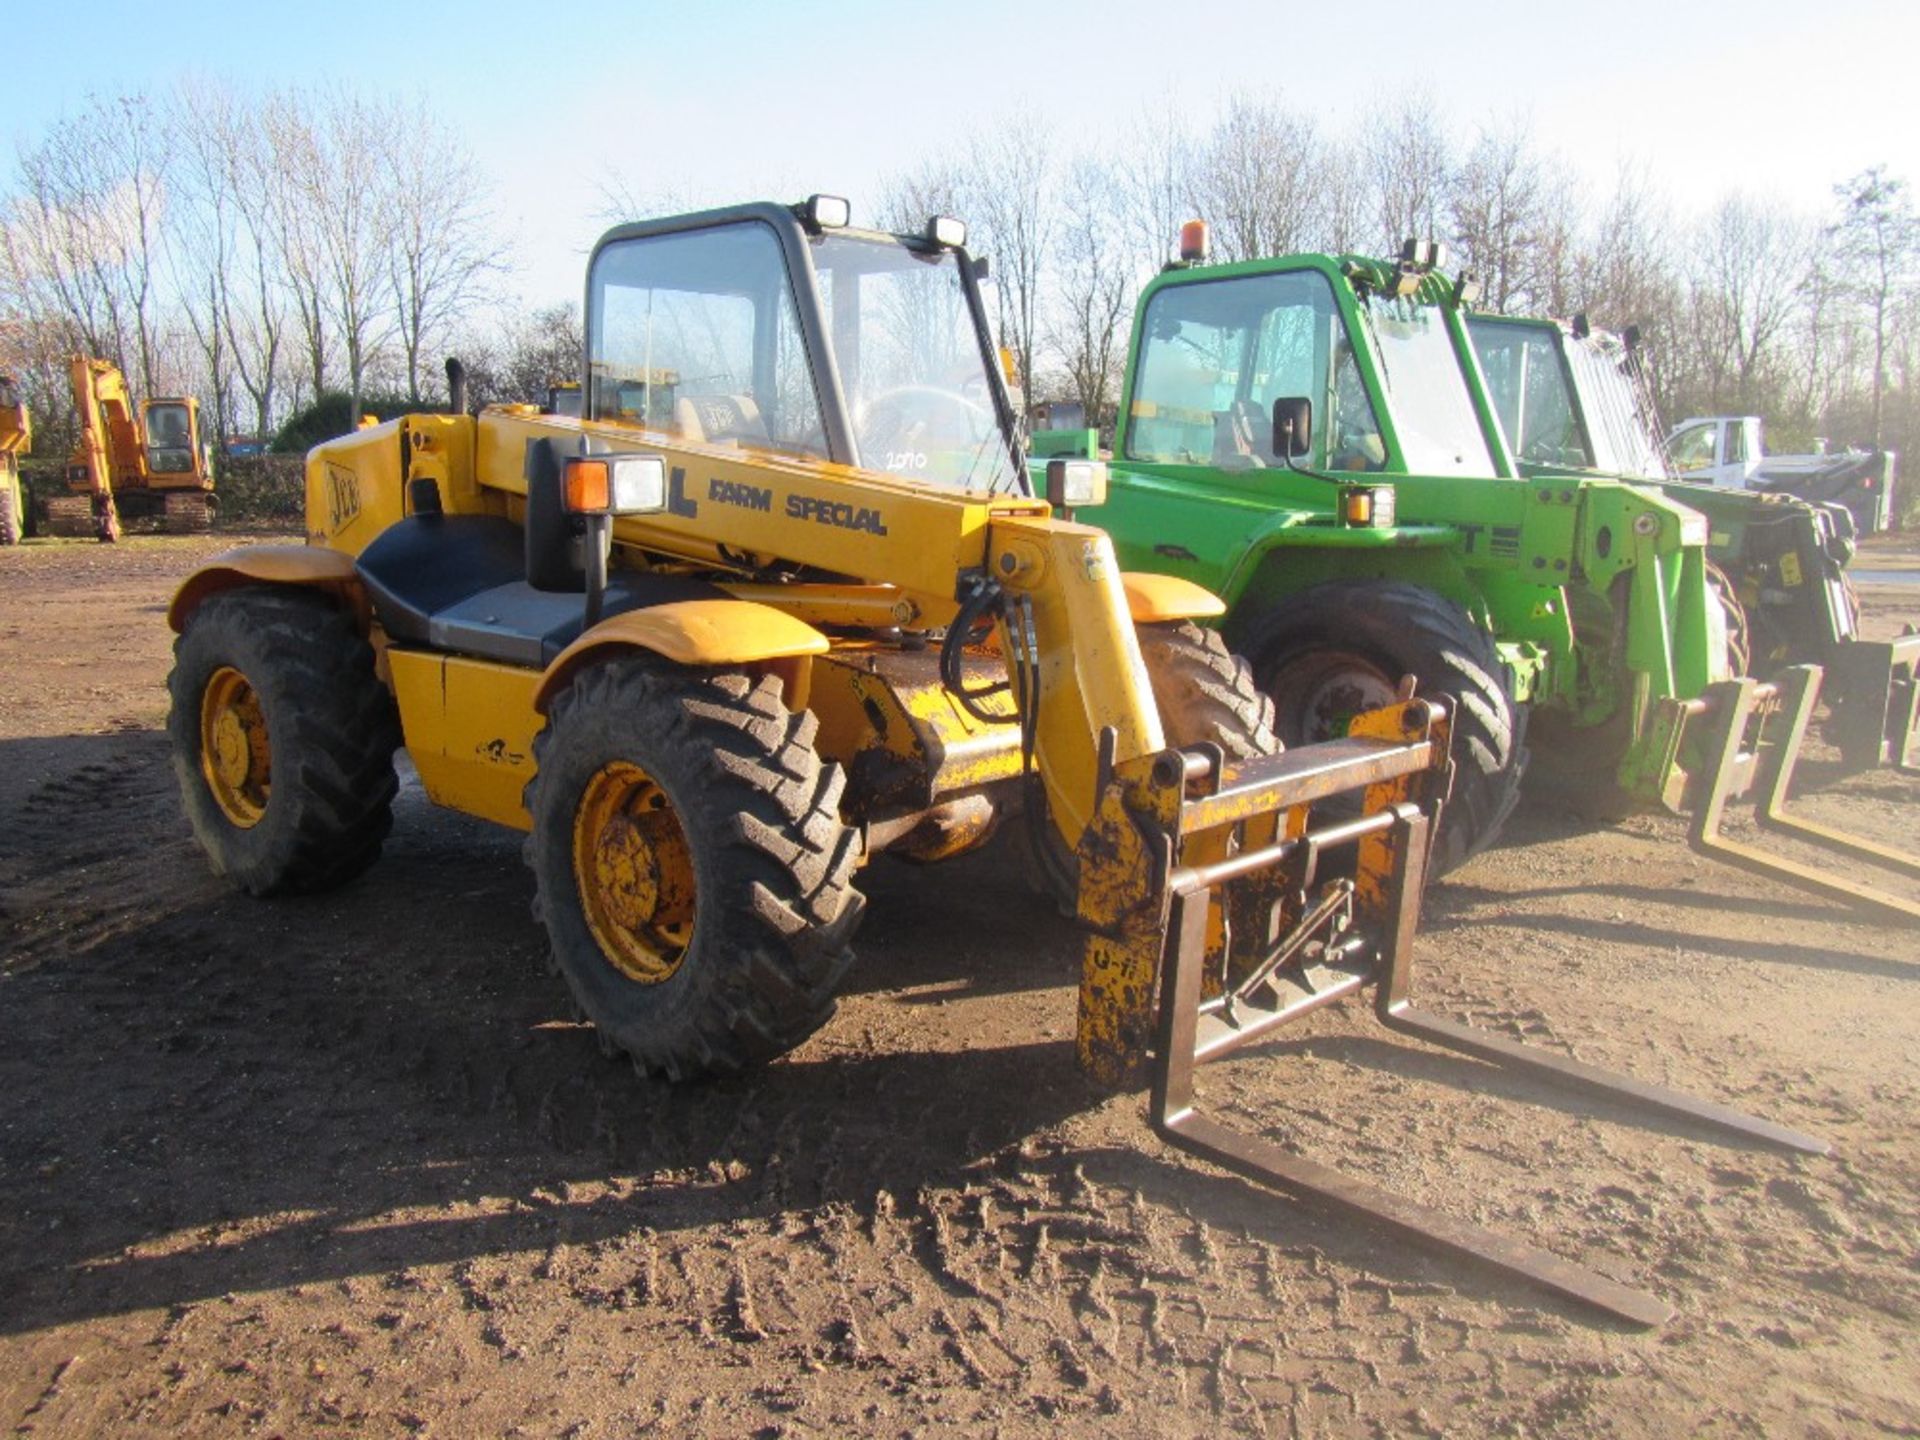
[166,198,1820,1325]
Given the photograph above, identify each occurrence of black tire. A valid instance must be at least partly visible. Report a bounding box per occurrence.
[525,661,864,1080]
[167,587,401,895]
[1232,579,1525,878]
[1022,620,1279,911]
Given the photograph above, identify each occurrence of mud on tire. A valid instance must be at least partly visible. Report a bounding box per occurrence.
[1136,619,1281,760]
[1233,579,1525,879]
[167,586,401,895]
[525,661,865,1081]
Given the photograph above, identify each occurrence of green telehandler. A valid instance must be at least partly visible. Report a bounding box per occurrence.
[1464,311,1917,777]
[1035,229,1919,918]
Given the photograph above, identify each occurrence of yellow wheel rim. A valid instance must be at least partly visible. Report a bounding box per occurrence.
[572,761,697,984]
[199,665,271,828]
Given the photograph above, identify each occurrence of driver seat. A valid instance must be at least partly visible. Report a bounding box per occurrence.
[1210,401,1270,470]
[675,393,769,447]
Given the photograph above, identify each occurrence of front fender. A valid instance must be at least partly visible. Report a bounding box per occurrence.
[1119,572,1226,623]
[168,545,366,633]
[534,599,830,713]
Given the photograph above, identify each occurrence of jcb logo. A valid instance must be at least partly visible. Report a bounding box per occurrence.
[326,464,361,531]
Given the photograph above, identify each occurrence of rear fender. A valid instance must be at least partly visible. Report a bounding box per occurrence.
[167,546,367,633]
[534,598,830,713]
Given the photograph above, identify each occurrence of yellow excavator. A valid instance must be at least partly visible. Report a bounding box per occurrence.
[47,355,215,540]
[166,197,1822,1325]
[0,376,27,546]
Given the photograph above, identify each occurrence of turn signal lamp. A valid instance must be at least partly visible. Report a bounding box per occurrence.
[1179,219,1210,264]
[927,215,968,248]
[564,454,668,515]
[1045,457,1108,510]
[1343,486,1395,528]
[565,458,609,513]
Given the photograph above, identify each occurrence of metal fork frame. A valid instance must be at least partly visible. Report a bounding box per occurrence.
[1824,633,1920,775]
[1149,800,1828,1330]
[1686,666,1920,924]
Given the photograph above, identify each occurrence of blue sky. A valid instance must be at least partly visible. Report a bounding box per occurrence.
[3,0,1915,307]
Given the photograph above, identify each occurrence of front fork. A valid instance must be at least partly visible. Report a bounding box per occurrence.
[1070,694,1826,1326]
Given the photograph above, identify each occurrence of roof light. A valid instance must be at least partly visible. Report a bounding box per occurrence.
[1179,219,1210,264]
[1399,238,1447,272]
[926,215,967,248]
[802,194,851,230]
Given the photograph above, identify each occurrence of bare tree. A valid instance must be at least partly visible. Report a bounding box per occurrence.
[169,82,244,442]
[1115,96,1194,276]
[1829,166,1919,446]
[1447,116,1574,314]
[2,93,173,391]
[964,129,1052,410]
[271,89,402,421]
[1046,157,1133,423]
[1697,194,1812,412]
[1315,138,1371,254]
[1360,92,1452,253]
[1187,92,1322,263]
[262,95,331,403]
[217,94,292,440]
[385,100,509,402]
[873,159,967,235]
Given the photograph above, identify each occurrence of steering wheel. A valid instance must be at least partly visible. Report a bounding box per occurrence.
[857,384,994,458]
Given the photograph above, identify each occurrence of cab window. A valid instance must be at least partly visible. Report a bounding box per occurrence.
[1670,422,1718,472]
[587,222,825,457]
[1125,270,1381,472]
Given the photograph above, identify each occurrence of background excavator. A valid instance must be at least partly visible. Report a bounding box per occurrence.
[45,355,215,540]
[0,376,27,546]
[165,197,1820,1326]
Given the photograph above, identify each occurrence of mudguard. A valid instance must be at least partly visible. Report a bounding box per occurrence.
[168,546,366,633]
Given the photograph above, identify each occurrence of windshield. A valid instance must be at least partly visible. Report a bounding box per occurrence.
[808,233,1019,494]
[145,402,195,475]
[1466,319,1591,469]
[1561,332,1670,480]
[1124,270,1385,472]
[1354,293,1494,475]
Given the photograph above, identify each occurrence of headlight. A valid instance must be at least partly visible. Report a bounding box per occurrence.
[1045,458,1107,510]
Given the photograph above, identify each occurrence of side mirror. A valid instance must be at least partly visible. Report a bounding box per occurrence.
[1271,397,1312,459]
